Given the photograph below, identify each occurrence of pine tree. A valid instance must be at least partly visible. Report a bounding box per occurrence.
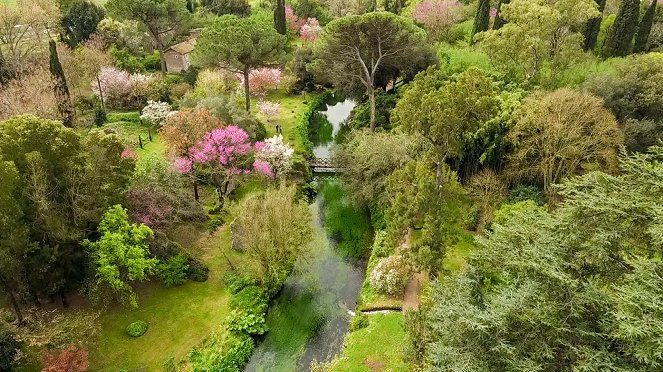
[633,0,659,53]
[583,0,607,51]
[471,0,491,44]
[603,0,641,57]
[274,0,286,35]
[493,0,511,30]
[48,40,75,127]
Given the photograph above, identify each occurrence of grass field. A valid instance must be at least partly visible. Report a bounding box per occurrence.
[257,90,320,154]
[330,312,409,372]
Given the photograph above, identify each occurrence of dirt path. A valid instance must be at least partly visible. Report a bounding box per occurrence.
[403,273,425,312]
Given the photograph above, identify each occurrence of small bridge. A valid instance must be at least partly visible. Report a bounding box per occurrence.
[310,157,339,173]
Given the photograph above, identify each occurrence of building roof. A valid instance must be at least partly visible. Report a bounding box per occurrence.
[166,38,197,55]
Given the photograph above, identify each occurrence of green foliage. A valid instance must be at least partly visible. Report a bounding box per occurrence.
[49,40,74,127]
[349,312,369,332]
[126,320,149,337]
[595,14,617,55]
[345,91,399,131]
[106,111,141,124]
[371,230,392,258]
[0,326,20,371]
[223,271,259,294]
[437,45,494,75]
[583,0,607,51]
[471,0,490,42]
[157,253,189,287]
[84,205,158,308]
[187,328,254,371]
[604,0,641,57]
[186,257,209,282]
[61,0,105,48]
[633,0,658,53]
[201,0,251,17]
[226,286,269,335]
[507,184,546,205]
[320,182,373,258]
[109,46,146,73]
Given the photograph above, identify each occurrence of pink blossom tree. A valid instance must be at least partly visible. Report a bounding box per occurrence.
[300,18,322,42]
[286,5,305,33]
[412,0,463,41]
[257,100,281,119]
[236,68,282,99]
[176,126,272,204]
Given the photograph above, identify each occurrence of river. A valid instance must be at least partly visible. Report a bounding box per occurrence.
[245,98,362,371]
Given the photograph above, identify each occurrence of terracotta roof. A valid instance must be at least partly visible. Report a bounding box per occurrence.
[166,38,197,55]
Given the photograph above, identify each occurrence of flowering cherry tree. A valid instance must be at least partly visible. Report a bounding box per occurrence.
[286,5,305,33]
[236,68,282,98]
[300,18,322,42]
[412,0,463,41]
[256,134,294,178]
[176,126,272,203]
[92,67,152,108]
[257,100,281,119]
[140,100,174,127]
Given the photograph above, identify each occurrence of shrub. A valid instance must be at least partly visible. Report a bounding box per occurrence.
[42,345,89,372]
[372,230,392,258]
[94,106,107,127]
[140,100,173,127]
[223,271,258,294]
[349,312,369,331]
[0,326,20,371]
[1,310,15,323]
[369,255,412,296]
[126,320,149,337]
[508,184,546,205]
[187,328,254,371]
[226,310,268,335]
[158,253,190,287]
[187,257,210,282]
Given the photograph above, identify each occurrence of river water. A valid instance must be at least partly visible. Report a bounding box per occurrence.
[245,98,363,371]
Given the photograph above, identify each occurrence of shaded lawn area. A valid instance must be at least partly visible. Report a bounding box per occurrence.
[330,312,409,372]
[88,225,240,370]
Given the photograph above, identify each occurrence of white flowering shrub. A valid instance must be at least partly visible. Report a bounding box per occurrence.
[369,254,412,296]
[140,100,174,127]
[256,134,294,178]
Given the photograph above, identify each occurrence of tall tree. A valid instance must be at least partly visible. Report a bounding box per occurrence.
[192,15,286,112]
[471,0,490,43]
[60,0,105,48]
[312,12,435,130]
[274,0,286,34]
[583,0,607,51]
[633,0,659,53]
[105,0,190,73]
[492,0,510,30]
[603,0,641,57]
[49,40,75,127]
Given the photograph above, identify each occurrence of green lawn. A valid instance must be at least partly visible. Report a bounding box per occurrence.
[330,312,409,372]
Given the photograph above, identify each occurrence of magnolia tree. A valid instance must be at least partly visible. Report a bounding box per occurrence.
[236,68,282,98]
[92,66,152,108]
[140,100,174,127]
[176,126,272,203]
[256,134,294,178]
[412,0,463,41]
[257,100,281,119]
[300,18,322,42]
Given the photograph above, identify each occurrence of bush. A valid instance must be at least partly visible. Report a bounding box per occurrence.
[0,326,20,371]
[372,230,392,258]
[349,312,369,331]
[106,111,141,124]
[158,253,190,287]
[126,320,149,337]
[94,106,107,127]
[1,310,15,323]
[369,255,412,296]
[223,271,258,294]
[187,328,254,371]
[508,184,546,205]
[187,257,210,282]
[226,310,268,335]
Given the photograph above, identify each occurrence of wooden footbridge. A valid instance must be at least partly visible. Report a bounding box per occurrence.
[310,157,338,173]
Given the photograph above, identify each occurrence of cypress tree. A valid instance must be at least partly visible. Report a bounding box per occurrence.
[471,0,491,44]
[583,0,607,51]
[603,0,641,57]
[48,40,75,127]
[274,0,286,35]
[633,0,659,53]
[493,0,511,30]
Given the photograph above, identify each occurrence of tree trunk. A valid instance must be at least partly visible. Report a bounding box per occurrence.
[158,48,167,74]
[96,76,105,111]
[243,69,251,112]
[493,0,511,30]
[369,88,376,131]
[60,289,69,308]
[193,180,200,202]
[1,280,23,323]
[274,0,287,35]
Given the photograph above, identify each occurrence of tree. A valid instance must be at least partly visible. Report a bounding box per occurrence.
[392,67,500,186]
[477,0,599,83]
[0,68,58,121]
[492,0,510,30]
[416,148,663,370]
[233,184,312,291]
[160,108,224,158]
[275,0,286,35]
[105,0,190,73]
[412,0,464,42]
[312,12,435,130]
[471,0,490,43]
[583,0,607,51]
[634,0,659,53]
[49,40,75,127]
[192,15,286,112]
[60,0,105,48]
[84,205,158,308]
[603,0,640,57]
[201,0,251,17]
[255,134,293,178]
[507,88,622,201]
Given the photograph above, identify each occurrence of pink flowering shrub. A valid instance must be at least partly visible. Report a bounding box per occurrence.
[257,100,281,118]
[126,188,174,229]
[300,18,322,43]
[236,68,282,98]
[92,67,154,109]
[286,5,306,33]
[412,0,463,41]
[121,147,138,160]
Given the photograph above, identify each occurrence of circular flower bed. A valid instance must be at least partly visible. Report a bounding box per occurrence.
[126,320,149,337]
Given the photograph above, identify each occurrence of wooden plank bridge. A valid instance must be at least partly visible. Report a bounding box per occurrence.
[310,157,338,173]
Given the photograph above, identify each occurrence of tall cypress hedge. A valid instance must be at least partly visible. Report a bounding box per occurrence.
[633,0,659,53]
[603,0,641,57]
[583,0,607,51]
[471,0,491,44]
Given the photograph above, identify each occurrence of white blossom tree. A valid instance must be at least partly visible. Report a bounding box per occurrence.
[256,134,294,179]
[140,100,174,127]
